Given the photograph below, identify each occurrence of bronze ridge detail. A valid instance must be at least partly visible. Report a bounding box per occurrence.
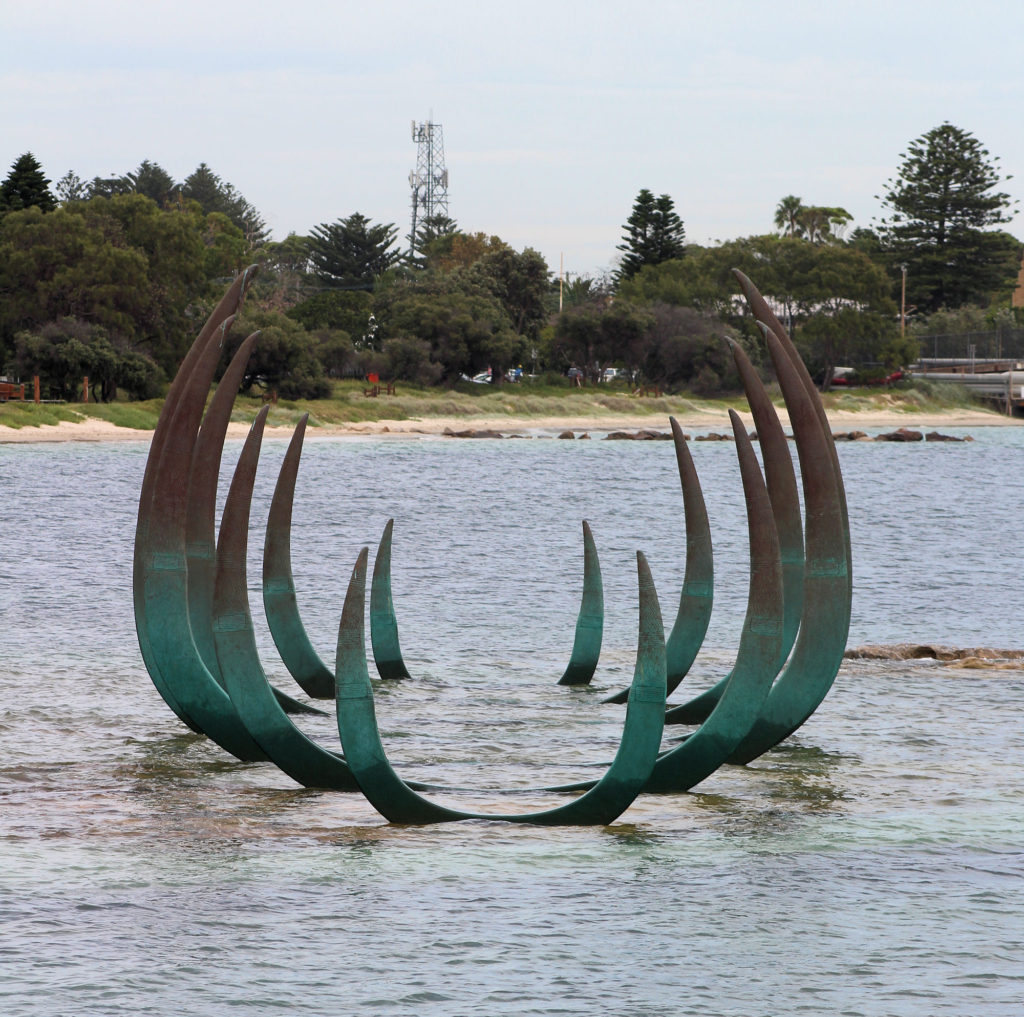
[132,269,851,825]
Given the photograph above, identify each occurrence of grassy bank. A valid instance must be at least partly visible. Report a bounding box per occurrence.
[0,377,1003,432]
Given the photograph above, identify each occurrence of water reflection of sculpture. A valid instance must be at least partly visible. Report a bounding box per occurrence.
[133,268,850,826]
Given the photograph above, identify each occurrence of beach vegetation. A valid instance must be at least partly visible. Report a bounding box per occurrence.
[3,128,1021,404]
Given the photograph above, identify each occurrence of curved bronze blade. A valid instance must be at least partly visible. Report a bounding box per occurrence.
[136,277,271,760]
[186,330,260,677]
[212,408,361,790]
[603,416,713,703]
[665,339,805,723]
[724,325,850,763]
[182,340,321,717]
[262,414,337,697]
[133,267,256,731]
[542,407,785,795]
[642,409,783,790]
[370,518,414,680]
[335,547,667,825]
[731,268,852,589]
[134,268,330,756]
[556,520,604,685]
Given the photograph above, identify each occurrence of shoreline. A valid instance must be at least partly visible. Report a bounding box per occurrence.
[0,405,1019,444]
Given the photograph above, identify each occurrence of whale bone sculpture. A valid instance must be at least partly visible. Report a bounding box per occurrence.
[132,268,851,824]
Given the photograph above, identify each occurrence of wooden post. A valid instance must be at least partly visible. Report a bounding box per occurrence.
[83,376,89,403]
[33,375,40,403]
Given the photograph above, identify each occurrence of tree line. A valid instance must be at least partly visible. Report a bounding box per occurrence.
[1,121,1020,402]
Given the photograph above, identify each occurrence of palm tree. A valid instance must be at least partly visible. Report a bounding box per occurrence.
[774,195,805,237]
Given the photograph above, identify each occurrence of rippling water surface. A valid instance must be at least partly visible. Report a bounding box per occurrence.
[2,425,1022,1015]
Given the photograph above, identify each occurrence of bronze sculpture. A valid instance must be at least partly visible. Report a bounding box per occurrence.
[132,267,851,825]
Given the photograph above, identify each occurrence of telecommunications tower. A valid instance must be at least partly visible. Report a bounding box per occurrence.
[408,119,449,257]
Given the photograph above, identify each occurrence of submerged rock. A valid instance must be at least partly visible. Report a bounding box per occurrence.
[442,427,506,439]
[605,429,671,440]
[877,428,924,442]
[845,643,1024,661]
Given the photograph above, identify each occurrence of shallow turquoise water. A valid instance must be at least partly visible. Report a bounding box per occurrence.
[1,426,1022,1015]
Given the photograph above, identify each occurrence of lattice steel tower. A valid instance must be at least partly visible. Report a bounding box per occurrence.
[409,119,449,256]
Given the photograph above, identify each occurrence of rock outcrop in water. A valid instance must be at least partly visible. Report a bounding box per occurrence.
[605,429,673,440]
[846,644,1024,662]
[877,428,924,442]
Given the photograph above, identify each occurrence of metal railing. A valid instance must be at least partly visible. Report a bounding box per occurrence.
[917,329,1024,362]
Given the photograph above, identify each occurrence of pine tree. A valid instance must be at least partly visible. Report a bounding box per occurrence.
[412,213,458,263]
[126,160,179,207]
[182,163,268,244]
[615,189,685,282]
[0,153,57,213]
[308,213,402,289]
[878,123,1020,311]
[54,170,88,204]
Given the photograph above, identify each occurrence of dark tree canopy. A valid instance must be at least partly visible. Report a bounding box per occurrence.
[287,289,373,338]
[126,160,179,207]
[552,301,655,384]
[0,195,247,376]
[308,213,402,289]
[219,307,330,399]
[12,318,162,401]
[615,189,686,282]
[0,153,57,213]
[878,123,1020,311]
[182,163,268,244]
[468,245,550,340]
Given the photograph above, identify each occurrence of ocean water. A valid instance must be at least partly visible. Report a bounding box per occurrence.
[1,424,1022,1016]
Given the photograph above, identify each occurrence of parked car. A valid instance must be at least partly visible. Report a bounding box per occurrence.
[830,366,905,387]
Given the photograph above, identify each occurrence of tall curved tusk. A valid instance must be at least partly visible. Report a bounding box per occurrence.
[185,331,260,677]
[181,345,321,718]
[542,403,785,795]
[555,520,604,685]
[369,518,414,680]
[665,338,806,724]
[211,408,361,790]
[334,548,667,825]
[134,267,255,732]
[724,325,850,763]
[603,416,713,704]
[136,275,270,761]
[262,414,337,698]
[731,268,852,593]
[641,408,784,790]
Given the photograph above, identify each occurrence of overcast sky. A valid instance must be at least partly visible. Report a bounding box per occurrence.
[3,1,1022,279]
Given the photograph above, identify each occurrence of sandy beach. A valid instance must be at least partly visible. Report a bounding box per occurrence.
[1,405,1018,444]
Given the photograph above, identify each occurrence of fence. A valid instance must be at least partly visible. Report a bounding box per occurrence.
[916,328,1024,362]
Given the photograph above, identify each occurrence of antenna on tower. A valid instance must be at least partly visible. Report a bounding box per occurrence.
[409,118,450,258]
